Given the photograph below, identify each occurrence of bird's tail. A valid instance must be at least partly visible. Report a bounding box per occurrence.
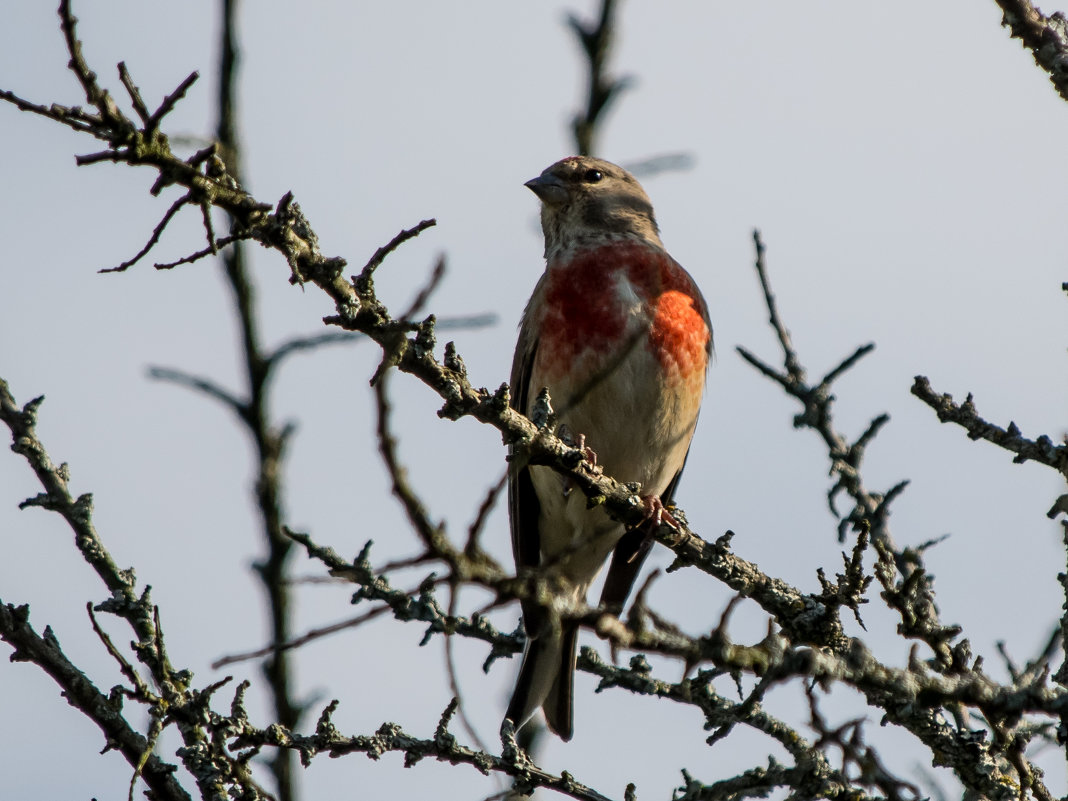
[505,622,578,741]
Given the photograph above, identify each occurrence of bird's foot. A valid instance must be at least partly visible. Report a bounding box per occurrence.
[641,494,679,529]
[626,496,680,563]
[557,424,599,469]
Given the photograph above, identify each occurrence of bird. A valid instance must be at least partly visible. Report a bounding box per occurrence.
[505,156,712,741]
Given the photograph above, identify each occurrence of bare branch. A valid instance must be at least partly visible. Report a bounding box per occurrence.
[212,604,393,670]
[568,0,631,156]
[0,87,98,133]
[0,377,286,800]
[268,331,364,366]
[154,230,256,270]
[87,603,151,698]
[994,0,1068,103]
[101,193,191,273]
[146,70,199,132]
[911,375,1068,475]
[117,61,150,124]
[227,704,618,801]
[59,0,109,111]
[400,254,446,321]
[751,229,803,382]
[465,470,509,556]
[818,343,875,390]
[146,366,247,420]
[357,218,437,288]
[3,9,1064,796]
[0,603,190,801]
[623,152,695,179]
[373,371,445,551]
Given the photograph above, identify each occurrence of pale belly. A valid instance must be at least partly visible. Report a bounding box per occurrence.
[527,335,702,593]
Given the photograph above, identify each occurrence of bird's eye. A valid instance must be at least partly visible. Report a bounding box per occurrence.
[583,168,604,183]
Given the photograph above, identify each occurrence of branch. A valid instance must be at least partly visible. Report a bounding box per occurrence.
[374,370,446,551]
[228,700,618,801]
[749,229,804,382]
[568,0,631,155]
[146,366,248,421]
[212,604,395,670]
[0,603,190,801]
[357,218,437,288]
[994,0,1068,104]
[211,2,304,796]
[0,377,276,801]
[101,193,192,272]
[730,235,1061,797]
[4,11,1062,797]
[911,375,1068,475]
[0,379,168,677]
[154,230,255,270]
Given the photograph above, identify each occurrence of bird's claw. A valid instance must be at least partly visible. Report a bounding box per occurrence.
[624,495,680,563]
[558,424,599,470]
[642,494,679,529]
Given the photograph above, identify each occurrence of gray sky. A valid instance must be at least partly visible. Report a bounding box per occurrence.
[2,2,1066,798]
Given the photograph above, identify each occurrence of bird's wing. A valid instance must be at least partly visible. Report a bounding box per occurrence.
[597,458,687,613]
[509,274,547,633]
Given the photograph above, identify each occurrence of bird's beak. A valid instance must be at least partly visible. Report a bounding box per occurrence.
[525,173,568,206]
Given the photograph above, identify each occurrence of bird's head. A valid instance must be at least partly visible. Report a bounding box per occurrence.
[525,156,662,260]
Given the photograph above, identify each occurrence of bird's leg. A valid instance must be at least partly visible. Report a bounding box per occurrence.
[641,495,678,528]
[626,496,680,563]
[557,423,598,467]
[556,425,600,498]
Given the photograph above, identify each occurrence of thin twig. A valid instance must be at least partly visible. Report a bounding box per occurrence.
[358,219,437,286]
[444,584,492,754]
[87,603,151,697]
[373,370,442,550]
[146,71,199,132]
[400,254,447,321]
[212,605,393,669]
[751,229,803,381]
[59,0,106,108]
[101,193,191,273]
[568,0,630,156]
[199,201,218,255]
[154,231,256,270]
[465,470,508,556]
[117,62,150,124]
[146,367,247,419]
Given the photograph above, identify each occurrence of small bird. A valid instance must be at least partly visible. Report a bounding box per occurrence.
[505,156,712,740]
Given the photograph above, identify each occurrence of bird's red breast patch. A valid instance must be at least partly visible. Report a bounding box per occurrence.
[536,241,710,384]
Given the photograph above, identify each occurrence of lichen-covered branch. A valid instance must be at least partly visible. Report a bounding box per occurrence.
[0,378,274,800]
[228,698,618,801]
[911,375,1068,476]
[0,602,191,801]
[733,234,1060,798]
[995,0,1068,103]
